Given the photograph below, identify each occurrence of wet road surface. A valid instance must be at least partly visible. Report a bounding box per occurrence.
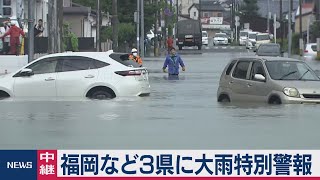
[1,51,320,149]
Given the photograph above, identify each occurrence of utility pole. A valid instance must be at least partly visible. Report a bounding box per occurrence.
[96,0,100,52]
[154,0,159,57]
[48,0,63,53]
[164,0,168,49]
[140,0,145,58]
[299,0,303,56]
[280,0,283,53]
[136,0,140,53]
[28,0,35,62]
[112,0,118,51]
[267,0,270,33]
[288,0,292,57]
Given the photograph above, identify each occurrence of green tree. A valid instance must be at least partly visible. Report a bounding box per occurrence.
[103,23,136,45]
[239,0,260,19]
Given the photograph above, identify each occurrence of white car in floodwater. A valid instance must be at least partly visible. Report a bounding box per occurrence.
[0,51,151,100]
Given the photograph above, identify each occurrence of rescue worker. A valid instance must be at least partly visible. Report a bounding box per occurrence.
[163,47,185,78]
[0,21,25,55]
[129,48,143,66]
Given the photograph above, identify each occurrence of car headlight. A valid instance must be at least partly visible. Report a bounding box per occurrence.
[283,87,300,97]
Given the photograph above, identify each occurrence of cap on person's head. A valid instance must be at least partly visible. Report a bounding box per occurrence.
[131,48,138,53]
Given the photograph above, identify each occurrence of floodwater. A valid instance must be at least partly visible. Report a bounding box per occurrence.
[0,52,320,149]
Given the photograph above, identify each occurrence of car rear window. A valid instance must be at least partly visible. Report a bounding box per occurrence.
[311,45,317,52]
[109,53,140,68]
[226,60,237,75]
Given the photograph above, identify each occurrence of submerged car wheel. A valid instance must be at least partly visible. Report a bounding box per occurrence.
[91,91,114,100]
[218,94,230,103]
[87,87,116,100]
[268,96,282,105]
[0,91,10,100]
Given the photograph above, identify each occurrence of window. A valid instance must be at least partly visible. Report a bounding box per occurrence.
[226,60,237,75]
[311,45,317,52]
[217,12,223,17]
[27,58,58,75]
[250,61,266,81]
[3,0,11,6]
[2,7,11,16]
[232,61,250,79]
[61,57,92,72]
[93,59,109,69]
[204,12,209,18]
[194,11,196,17]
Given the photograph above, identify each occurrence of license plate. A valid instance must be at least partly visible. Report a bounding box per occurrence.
[179,42,183,44]
[185,35,193,38]
[185,39,193,42]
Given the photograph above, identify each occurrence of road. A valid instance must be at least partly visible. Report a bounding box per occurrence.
[0,50,320,149]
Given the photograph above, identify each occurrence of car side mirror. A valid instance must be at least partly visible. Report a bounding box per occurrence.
[254,74,266,81]
[20,68,34,77]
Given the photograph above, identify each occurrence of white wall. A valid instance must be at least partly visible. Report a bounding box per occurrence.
[178,0,199,15]
[189,6,198,20]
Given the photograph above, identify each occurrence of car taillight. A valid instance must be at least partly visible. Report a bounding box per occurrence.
[115,70,142,76]
[304,50,308,53]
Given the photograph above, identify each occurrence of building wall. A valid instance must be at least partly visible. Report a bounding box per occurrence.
[189,6,198,19]
[64,14,86,37]
[178,0,199,15]
[295,14,315,33]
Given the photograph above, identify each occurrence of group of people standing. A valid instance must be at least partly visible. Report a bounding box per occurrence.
[0,19,44,55]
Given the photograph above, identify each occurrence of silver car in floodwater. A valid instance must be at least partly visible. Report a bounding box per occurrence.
[217,57,320,104]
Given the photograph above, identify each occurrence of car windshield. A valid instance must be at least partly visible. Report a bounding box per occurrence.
[257,35,270,41]
[215,34,227,38]
[202,32,208,37]
[266,61,319,81]
[311,45,317,52]
[248,34,257,39]
[240,32,248,37]
[257,45,280,54]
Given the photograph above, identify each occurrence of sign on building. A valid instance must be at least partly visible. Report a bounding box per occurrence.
[210,17,223,25]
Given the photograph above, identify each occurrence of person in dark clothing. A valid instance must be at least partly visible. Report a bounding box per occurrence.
[34,19,44,37]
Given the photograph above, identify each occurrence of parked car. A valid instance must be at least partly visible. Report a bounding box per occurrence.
[239,29,252,46]
[202,31,209,46]
[304,43,317,61]
[176,19,202,50]
[255,33,271,49]
[246,32,257,49]
[0,51,151,100]
[255,43,283,57]
[213,33,228,46]
[217,57,320,104]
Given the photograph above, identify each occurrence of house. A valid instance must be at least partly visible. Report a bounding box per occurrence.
[63,0,110,44]
[295,1,316,34]
[188,1,229,36]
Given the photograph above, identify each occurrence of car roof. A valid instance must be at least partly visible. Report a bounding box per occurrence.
[237,56,301,62]
[37,50,114,60]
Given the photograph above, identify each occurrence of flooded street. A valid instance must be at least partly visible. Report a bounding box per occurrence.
[1,52,320,149]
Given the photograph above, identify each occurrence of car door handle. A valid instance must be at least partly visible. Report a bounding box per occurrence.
[247,83,253,87]
[229,81,233,84]
[85,75,95,78]
[45,77,55,81]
